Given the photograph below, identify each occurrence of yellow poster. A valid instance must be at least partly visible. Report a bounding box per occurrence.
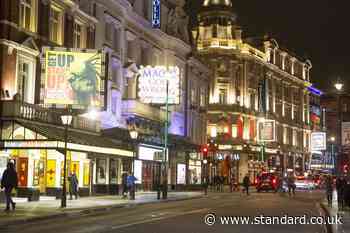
[83,163,90,186]
[44,50,102,107]
[46,160,56,187]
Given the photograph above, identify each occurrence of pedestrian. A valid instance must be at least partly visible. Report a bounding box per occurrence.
[336,176,346,210]
[325,175,333,207]
[68,172,79,200]
[122,171,128,198]
[127,172,137,200]
[287,174,296,196]
[203,175,209,195]
[1,162,18,211]
[242,174,250,196]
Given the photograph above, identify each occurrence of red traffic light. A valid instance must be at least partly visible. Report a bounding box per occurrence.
[202,145,208,157]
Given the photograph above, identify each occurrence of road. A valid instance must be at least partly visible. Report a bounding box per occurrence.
[2,190,326,233]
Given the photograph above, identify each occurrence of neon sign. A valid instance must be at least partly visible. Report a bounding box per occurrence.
[152,0,161,28]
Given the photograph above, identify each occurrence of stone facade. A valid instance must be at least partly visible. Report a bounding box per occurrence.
[192,0,313,182]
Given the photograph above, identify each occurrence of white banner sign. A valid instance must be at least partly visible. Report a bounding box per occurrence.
[138,66,180,104]
[311,132,326,151]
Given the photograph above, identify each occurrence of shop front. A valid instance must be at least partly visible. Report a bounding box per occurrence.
[135,144,163,191]
[0,121,134,200]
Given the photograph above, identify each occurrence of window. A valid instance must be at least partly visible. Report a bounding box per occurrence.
[19,0,37,32]
[73,21,86,48]
[49,6,63,44]
[16,56,35,104]
[219,88,227,104]
[191,88,196,105]
[113,28,121,52]
[105,22,113,42]
[200,88,206,107]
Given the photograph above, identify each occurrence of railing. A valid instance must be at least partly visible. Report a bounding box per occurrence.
[1,100,100,133]
[122,99,168,122]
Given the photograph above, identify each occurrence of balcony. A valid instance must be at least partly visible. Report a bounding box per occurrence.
[1,100,100,133]
[122,99,168,122]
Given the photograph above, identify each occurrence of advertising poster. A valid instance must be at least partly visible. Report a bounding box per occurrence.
[177,163,186,184]
[311,132,326,151]
[44,49,103,107]
[258,120,275,142]
[138,66,180,104]
[342,122,350,147]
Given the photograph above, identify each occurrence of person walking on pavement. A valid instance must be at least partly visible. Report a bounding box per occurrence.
[336,176,346,210]
[287,174,296,196]
[242,174,250,196]
[1,162,18,211]
[127,172,137,200]
[325,175,334,207]
[121,171,128,198]
[68,172,79,200]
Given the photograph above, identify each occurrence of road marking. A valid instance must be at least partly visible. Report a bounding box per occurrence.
[110,208,210,230]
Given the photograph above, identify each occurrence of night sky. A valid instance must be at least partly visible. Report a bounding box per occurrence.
[187,0,350,93]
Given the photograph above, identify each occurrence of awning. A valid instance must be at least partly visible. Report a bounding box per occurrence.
[1,120,134,157]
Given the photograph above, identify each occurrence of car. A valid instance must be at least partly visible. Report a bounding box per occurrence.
[256,173,278,192]
[295,176,316,190]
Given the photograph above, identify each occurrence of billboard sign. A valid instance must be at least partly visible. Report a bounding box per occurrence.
[138,66,180,104]
[43,49,104,108]
[311,132,326,151]
[342,122,350,147]
[258,119,275,142]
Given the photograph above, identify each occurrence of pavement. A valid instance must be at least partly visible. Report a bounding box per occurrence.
[0,189,328,233]
[0,191,204,227]
[321,190,350,233]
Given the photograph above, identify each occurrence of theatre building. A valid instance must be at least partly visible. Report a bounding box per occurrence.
[0,0,210,201]
[192,0,314,183]
[0,0,136,199]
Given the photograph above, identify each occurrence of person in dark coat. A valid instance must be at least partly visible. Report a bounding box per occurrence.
[336,176,346,210]
[242,174,250,195]
[287,175,296,196]
[68,172,79,200]
[122,171,128,198]
[1,162,18,211]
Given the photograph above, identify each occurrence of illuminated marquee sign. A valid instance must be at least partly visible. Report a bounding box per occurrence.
[43,48,105,108]
[152,0,161,28]
[138,66,180,104]
[311,132,326,151]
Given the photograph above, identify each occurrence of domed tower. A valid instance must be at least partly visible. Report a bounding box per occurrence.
[192,0,242,50]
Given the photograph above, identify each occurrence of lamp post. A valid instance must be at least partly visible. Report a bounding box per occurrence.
[330,136,336,175]
[129,128,138,200]
[335,81,343,175]
[163,80,169,200]
[60,112,72,208]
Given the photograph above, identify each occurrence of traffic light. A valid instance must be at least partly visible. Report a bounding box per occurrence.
[344,164,348,173]
[202,146,208,157]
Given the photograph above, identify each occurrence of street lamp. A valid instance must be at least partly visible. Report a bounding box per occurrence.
[129,128,138,200]
[60,114,72,208]
[335,80,343,175]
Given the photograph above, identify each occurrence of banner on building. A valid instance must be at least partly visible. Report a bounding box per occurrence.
[311,132,326,151]
[43,48,105,108]
[258,119,275,142]
[342,122,350,147]
[138,66,180,104]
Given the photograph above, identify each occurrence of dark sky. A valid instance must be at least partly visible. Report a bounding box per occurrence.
[186,0,350,92]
